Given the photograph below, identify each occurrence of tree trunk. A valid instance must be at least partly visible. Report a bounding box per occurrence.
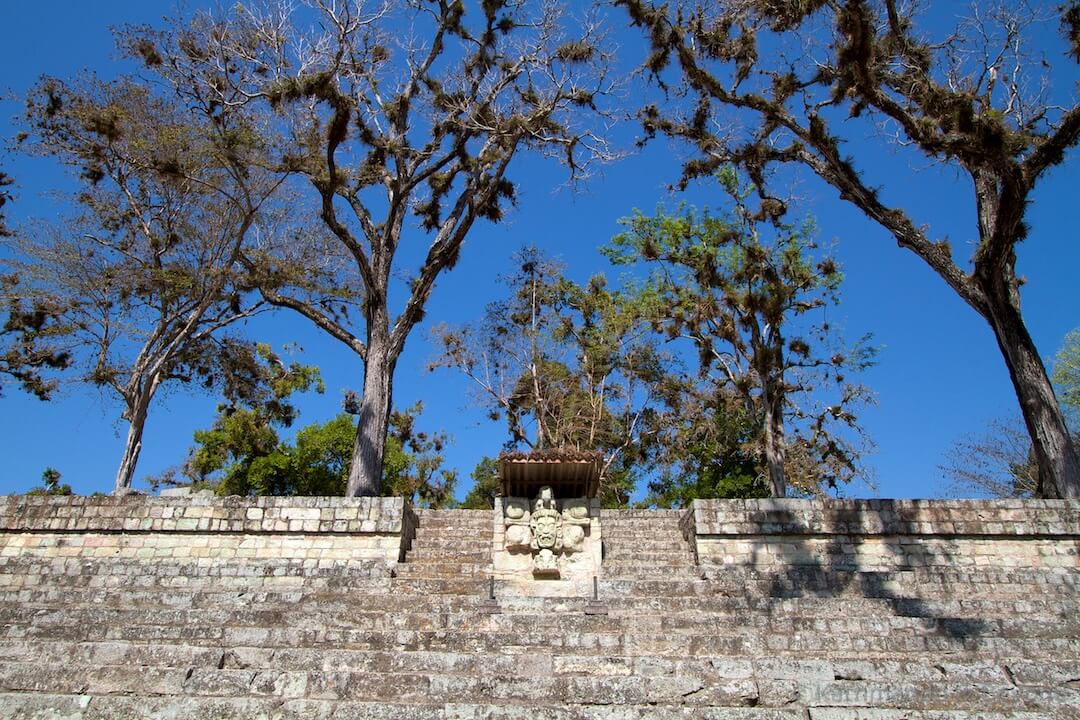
[980,281,1080,499]
[762,381,787,498]
[347,330,395,497]
[113,396,151,494]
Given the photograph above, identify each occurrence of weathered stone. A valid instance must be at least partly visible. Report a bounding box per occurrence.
[0,496,1076,719]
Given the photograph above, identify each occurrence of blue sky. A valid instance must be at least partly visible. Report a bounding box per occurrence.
[1,1,1077,500]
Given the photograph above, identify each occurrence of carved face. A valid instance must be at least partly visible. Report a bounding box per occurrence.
[533,514,559,548]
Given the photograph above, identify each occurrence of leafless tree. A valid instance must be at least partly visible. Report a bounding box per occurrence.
[8,76,284,492]
[127,0,619,495]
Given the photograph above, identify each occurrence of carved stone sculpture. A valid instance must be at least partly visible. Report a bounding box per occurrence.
[501,485,594,578]
[503,498,529,523]
[530,486,563,577]
[505,524,532,549]
[561,498,590,524]
[533,548,559,576]
[562,524,585,553]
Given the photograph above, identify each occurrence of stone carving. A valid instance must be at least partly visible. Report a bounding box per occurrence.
[505,524,532,549]
[503,498,529,523]
[562,524,585,553]
[530,486,563,555]
[533,548,559,576]
[497,486,596,577]
[561,498,590,524]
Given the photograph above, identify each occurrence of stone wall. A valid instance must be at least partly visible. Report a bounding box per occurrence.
[0,495,1077,718]
[0,495,411,565]
[689,498,1080,571]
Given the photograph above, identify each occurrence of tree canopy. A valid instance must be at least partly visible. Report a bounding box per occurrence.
[618,0,1080,498]
[607,169,875,497]
[3,1,1078,503]
[121,0,618,496]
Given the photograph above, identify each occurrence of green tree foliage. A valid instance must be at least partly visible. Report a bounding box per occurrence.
[380,404,458,509]
[176,344,324,493]
[177,394,456,508]
[461,457,500,510]
[641,387,769,508]
[209,414,357,497]
[25,467,73,497]
[1053,328,1080,418]
[607,172,874,497]
[431,248,673,507]
[8,74,286,492]
[618,0,1080,497]
[124,1,618,496]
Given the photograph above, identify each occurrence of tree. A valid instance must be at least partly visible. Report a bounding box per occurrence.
[1,274,72,400]
[0,174,72,400]
[945,329,1080,497]
[1053,327,1080,418]
[941,418,1040,498]
[9,75,285,492]
[127,1,617,496]
[606,172,874,497]
[0,170,12,238]
[180,398,456,507]
[25,467,73,497]
[641,385,769,507]
[619,1,1080,497]
[430,247,671,506]
[382,403,458,508]
[461,456,500,509]
[166,343,324,493]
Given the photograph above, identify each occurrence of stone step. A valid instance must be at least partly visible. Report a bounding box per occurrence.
[413,522,492,533]
[3,594,1071,633]
[7,585,1072,621]
[2,568,1071,605]
[1,570,1072,608]
[411,532,489,543]
[403,557,492,565]
[394,563,493,578]
[3,555,1070,589]
[2,620,1076,663]
[601,527,688,536]
[2,639,1075,692]
[604,546,693,556]
[603,559,698,569]
[0,695,1067,720]
[5,695,1047,720]
[0,659,1074,712]
[5,606,1076,654]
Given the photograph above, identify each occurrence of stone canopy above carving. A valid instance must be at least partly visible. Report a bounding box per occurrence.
[497,449,602,499]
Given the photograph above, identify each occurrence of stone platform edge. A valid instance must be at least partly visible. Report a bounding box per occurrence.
[0,495,415,536]
[688,497,1080,537]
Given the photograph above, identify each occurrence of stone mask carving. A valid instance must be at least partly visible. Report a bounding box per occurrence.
[530,486,563,553]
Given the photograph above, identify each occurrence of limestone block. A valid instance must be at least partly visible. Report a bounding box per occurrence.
[505,524,532,550]
[502,498,530,524]
[533,548,559,577]
[561,498,591,525]
[562,524,585,553]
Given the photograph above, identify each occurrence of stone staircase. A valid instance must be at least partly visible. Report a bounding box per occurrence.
[0,503,1077,719]
[599,509,700,581]
[392,508,494,596]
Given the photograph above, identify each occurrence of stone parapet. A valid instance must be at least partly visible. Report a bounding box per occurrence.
[688,498,1080,571]
[690,498,1080,537]
[0,495,411,566]
[0,494,407,534]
